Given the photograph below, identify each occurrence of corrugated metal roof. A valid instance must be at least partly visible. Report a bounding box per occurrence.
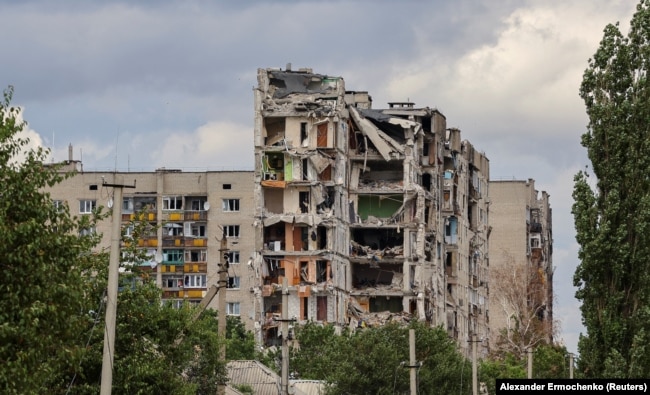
[226,385,245,395]
[228,360,282,395]
[227,360,309,395]
[291,379,327,395]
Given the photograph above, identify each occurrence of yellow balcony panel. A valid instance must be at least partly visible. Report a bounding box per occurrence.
[169,213,182,221]
[193,239,206,247]
[186,289,205,298]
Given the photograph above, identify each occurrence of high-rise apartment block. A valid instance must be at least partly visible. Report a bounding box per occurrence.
[252,67,490,354]
[47,162,259,331]
[488,179,554,343]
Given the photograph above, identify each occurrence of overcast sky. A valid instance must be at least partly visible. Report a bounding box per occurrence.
[1,0,639,356]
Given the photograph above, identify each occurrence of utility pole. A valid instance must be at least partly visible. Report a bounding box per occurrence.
[280,277,290,395]
[409,329,417,395]
[471,333,478,395]
[569,353,574,379]
[217,232,229,395]
[527,347,533,379]
[100,176,135,395]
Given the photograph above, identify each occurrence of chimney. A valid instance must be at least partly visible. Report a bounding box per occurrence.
[68,143,73,162]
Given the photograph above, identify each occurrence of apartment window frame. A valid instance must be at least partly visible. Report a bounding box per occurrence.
[53,200,65,212]
[226,302,241,316]
[163,249,184,264]
[188,197,208,211]
[184,274,207,289]
[222,198,240,212]
[224,225,240,238]
[79,199,97,214]
[191,223,206,237]
[163,276,183,289]
[163,196,183,211]
[227,276,241,289]
[185,249,207,263]
[79,226,96,236]
[123,224,134,238]
[226,251,240,264]
[122,197,134,213]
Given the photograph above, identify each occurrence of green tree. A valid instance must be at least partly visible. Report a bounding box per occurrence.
[480,343,572,388]
[0,86,106,394]
[60,212,229,394]
[63,282,228,395]
[480,353,526,391]
[574,0,650,377]
[291,322,472,395]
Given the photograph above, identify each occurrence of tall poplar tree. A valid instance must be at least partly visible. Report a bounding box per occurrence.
[574,0,650,377]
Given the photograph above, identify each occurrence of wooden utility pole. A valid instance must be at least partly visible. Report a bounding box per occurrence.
[100,176,135,395]
[217,233,229,395]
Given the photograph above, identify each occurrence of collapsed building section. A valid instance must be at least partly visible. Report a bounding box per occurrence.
[253,67,350,345]
[252,67,490,356]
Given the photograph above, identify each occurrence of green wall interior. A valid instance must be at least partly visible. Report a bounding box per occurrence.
[357,195,402,219]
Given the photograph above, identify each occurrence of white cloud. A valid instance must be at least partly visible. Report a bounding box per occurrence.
[384,1,636,136]
[149,121,253,170]
[2,108,47,164]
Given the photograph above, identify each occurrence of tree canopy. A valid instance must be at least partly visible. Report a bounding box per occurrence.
[290,322,472,395]
[0,87,238,393]
[0,86,105,394]
[574,0,650,377]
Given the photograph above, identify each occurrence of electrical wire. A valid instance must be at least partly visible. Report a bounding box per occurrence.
[65,290,106,394]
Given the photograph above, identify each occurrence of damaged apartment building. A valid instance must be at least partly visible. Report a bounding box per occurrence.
[252,66,491,355]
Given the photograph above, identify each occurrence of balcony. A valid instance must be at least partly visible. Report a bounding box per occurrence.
[128,212,156,222]
[184,210,208,221]
[184,263,208,273]
[137,238,158,247]
[163,290,181,298]
[162,211,184,221]
[184,289,206,299]
[530,221,542,233]
[162,237,185,247]
[185,237,207,247]
[160,264,183,273]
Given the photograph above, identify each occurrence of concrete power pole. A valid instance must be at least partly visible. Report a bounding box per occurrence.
[281,277,290,395]
[409,329,417,395]
[217,234,229,395]
[569,353,574,379]
[100,176,135,395]
[472,333,478,395]
[527,347,533,379]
